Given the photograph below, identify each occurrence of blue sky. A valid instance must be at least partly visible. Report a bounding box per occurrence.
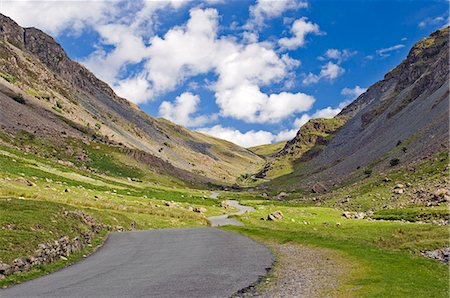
[1,0,448,147]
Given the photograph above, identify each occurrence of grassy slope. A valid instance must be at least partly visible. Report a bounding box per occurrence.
[224,202,448,297]
[220,152,449,297]
[248,141,287,157]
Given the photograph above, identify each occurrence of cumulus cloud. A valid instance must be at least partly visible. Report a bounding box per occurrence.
[303,61,345,85]
[159,92,217,127]
[245,0,308,30]
[279,17,322,50]
[341,85,367,99]
[376,44,405,57]
[114,76,153,104]
[0,0,113,36]
[197,125,276,147]
[318,48,357,63]
[142,8,311,123]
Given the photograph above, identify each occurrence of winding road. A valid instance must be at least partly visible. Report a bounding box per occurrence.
[208,200,255,227]
[1,200,272,298]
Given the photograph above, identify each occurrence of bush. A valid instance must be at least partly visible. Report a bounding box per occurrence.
[11,94,25,104]
[390,158,400,167]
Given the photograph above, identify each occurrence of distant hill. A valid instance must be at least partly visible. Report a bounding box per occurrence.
[0,14,264,185]
[265,26,449,191]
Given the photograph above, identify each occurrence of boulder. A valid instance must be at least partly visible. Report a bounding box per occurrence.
[220,201,231,209]
[267,210,283,221]
[0,263,11,276]
[194,207,207,213]
[276,192,288,199]
[311,182,327,193]
[433,189,450,202]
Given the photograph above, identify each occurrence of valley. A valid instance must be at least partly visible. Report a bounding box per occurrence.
[0,12,448,298]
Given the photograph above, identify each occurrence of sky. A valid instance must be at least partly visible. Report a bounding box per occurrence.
[1,0,448,147]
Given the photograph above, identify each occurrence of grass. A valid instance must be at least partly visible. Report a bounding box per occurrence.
[224,203,449,297]
[248,141,286,157]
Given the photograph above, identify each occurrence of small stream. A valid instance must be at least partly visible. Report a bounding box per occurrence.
[208,200,255,227]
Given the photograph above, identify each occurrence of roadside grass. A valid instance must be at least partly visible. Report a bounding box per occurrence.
[224,204,449,297]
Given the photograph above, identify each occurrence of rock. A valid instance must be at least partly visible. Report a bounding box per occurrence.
[186,206,194,212]
[342,211,353,219]
[165,201,175,207]
[342,211,366,220]
[311,182,327,193]
[433,188,450,202]
[276,192,288,199]
[220,201,230,209]
[267,210,283,221]
[405,182,412,187]
[422,247,450,264]
[393,188,404,194]
[0,263,11,276]
[262,193,268,198]
[394,184,404,189]
[383,177,392,182]
[194,207,207,213]
[26,180,36,187]
[60,256,68,261]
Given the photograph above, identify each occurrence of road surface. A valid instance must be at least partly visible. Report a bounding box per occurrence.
[0,228,273,298]
[208,200,255,227]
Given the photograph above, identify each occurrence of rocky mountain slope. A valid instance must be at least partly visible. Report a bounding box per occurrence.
[0,14,264,185]
[267,26,449,191]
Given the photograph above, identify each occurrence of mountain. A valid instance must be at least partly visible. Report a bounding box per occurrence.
[0,14,264,185]
[266,26,449,191]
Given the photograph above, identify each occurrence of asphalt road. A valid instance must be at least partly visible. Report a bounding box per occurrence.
[209,200,255,227]
[1,228,273,298]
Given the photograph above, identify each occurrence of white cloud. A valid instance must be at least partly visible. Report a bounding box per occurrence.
[246,0,308,30]
[341,85,367,99]
[114,75,153,104]
[303,61,345,85]
[376,44,405,57]
[279,17,322,50]
[0,0,113,36]
[142,8,310,123]
[418,16,446,28]
[159,92,216,127]
[197,125,276,147]
[319,48,357,63]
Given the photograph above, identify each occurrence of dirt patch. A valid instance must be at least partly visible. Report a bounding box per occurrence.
[239,243,350,297]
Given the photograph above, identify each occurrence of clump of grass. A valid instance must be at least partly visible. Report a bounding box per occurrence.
[0,72,17,83]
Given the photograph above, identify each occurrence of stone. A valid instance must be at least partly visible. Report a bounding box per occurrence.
[0,263,11,275]
[165,201,175,207]
[311,182,328,193]
[433,189,450,201]
[276,192,288,199]
[422,247,450,264]
[394,184,404,189]
[194,207,207,213]
[383,177,392,182]
[220,201,231,209]
[393,188,404,194]
[186,206,194,212]
[267,210,283,221]
[26,180,36,187]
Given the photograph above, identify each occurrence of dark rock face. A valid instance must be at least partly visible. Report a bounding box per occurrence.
[270,26,449,190]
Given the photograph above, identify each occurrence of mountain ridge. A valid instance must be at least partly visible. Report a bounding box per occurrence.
[264,26,449,191]
[0,13,264,185]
